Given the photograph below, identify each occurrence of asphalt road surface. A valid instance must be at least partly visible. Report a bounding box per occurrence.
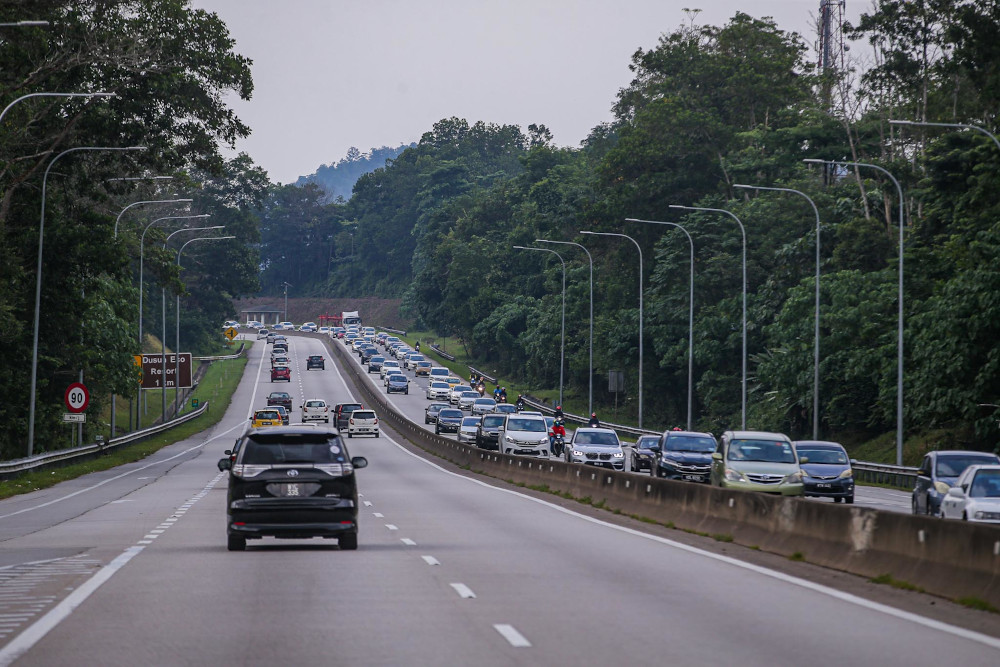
[1,334,998,665]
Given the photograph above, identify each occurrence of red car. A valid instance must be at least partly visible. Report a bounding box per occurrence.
[270,365,291,382]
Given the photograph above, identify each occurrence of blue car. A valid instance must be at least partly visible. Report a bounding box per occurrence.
[793,440,855,503]
[386,374,409,395]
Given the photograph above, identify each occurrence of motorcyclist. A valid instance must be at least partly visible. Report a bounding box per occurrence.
[554,405,564,420]
[415,340,421,352]
[476,381,485,396]
[515,394,525,411]
[550,419,567,456]
[499,387,507,403]
[493,385,502,401]
[588,412,600,428]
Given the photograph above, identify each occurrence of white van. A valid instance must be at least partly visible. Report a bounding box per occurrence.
[348,409,379,438]
[301,398,330,423]
[499,414,550,458]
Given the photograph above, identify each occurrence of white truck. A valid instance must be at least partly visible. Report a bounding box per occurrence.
[342,311,361,327]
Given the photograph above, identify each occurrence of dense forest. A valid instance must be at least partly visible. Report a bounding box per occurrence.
[0,0,262,458]
[256,2,1000,453]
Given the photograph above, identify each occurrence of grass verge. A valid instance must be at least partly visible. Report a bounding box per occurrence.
[0,347,249,501]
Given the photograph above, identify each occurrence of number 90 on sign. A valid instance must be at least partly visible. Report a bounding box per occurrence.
[65,382,89,413]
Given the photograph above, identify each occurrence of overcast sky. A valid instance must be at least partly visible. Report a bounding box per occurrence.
[191,1,866,185]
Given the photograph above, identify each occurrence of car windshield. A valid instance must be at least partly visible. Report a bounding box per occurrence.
[440,410,463,419]
[428,403,448,411]
[462,417,480,426]
[507,418,547,433]
[390,376,406,383]
[475,399,495,405]
[969,470,1000,498]
[664,435,716,453]
[637,436,659,448]
[371,356,384,362]
[242,434,347,464]
[937,455,1000,478]
[482,416,505,428]
[575,431,620,446]
[384,361,399,367]
[797,447,848,465]
[270,392,289,398]
[729,439,796,463]
[431,382,449,388]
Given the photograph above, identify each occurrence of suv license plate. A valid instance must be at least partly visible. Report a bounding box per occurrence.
[683,474,704,482]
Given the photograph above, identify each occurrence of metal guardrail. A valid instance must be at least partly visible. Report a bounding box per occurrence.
[377,326,407,336]
[519,395,660,440]
[429,343,456,362]
[467,366,496,384]
[196,342,246,361]
[0,401,210,479]
[851,461,919,488]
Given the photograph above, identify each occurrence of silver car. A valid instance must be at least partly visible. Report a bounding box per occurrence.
[566,428,625,470]
[457,391,480,411]
[457,416,481,444]
[471,397,497,415]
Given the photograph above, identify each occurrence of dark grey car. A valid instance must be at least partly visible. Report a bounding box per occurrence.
[424,402,449,424]
[435,408,463,435]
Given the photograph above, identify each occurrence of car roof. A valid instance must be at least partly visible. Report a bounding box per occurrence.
[269,391,290,396]
[664,430,713,438]
[931,450,1000,458]
[726,430,790,441]
[792,440,845,449]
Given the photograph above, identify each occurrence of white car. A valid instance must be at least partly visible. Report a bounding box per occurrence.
[223,320,240,330]
[299,322,317,332]
[457,391,480,411]
[300,398,330,423]
[318,326,331,334]
[499,414,550,458]
[426,381,452,400]
[347,409,379,438]
[380,360,401,379]
[403,353,425,370]
[471,397,497,415]
[457,416,480,444]
[429,367,451,382]
[941,464,1000,522]
[449,385,470,405]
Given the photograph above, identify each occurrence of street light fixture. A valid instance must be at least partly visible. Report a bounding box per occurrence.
[580,230,644,429]
[160,226,224,422]
[114,198,193,237]
[627,218,696,431]
[27,144,145,456]
[175,235,235,416]
[734,183,823,439]
[669,204,748,430]
[536,239,593,414]
[889,119,1000,152]
[1,91,114,127]
[805,157,906,465]
[513,245,567,406]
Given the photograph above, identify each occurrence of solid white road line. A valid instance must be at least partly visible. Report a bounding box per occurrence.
[0,547,144,667]
[421,556,441,566]
[450,583,476,599]
[494,624,531,648]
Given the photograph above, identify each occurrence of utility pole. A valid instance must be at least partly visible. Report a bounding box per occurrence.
[282,282,292,322]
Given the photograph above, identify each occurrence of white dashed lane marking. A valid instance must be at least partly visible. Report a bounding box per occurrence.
[450,583,476,599]
[373,513,384,518]
[421,556,440,566]
[400,538,416,546]
[494,624,531,648]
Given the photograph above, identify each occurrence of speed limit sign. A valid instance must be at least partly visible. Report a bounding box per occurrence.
[65,382,89,413]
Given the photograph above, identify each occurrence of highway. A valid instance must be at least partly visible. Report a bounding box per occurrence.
[1,334,998,665]
[346,339,914,515]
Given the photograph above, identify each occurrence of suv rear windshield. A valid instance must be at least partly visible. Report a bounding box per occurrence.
[242,433,347,464]
[305,400,326,407]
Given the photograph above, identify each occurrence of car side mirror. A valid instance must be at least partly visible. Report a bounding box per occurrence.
[224,449,232,456]
[217,458,232,471]
[712,452,722,460]
[946,487,965,498]
[850,458,857,465]
[352,456,368,469]
[799,456,810,464]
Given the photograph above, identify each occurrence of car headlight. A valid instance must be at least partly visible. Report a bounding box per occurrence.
[572,450,585,457]
[974,510,1000,521]
[839,468,853,479]
[506,435,515,443]
[724,469,747,483]
[785,471,803,484]
[612,451,624,459]
[660,457,679,468]
[538,438,549,446]
[933,481,951,495]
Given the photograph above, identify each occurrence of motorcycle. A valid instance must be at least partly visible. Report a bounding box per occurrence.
[551,433,565,457]
[476,382,486,396]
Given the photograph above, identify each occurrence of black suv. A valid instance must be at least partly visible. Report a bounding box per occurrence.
[218,426,368,551]
[306,355,325,370]
[476,413,505,450]
[653,430,716,483]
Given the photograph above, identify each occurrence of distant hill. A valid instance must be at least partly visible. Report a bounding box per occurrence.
[295,144,415,201]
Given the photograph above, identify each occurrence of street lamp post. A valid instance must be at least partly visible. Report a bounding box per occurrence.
[282,282,292,322]
[889,119,1000,152]
[175,235,235,416]
[734,183,823,439]
[537,239,593,415]
[513,245,567,406]
[160,226,224,422]
[669,204,748,430]
[627,218,696,431]
[114,198,192,238]
[580,230,644,428]
[0,91,113,128]
[805,158,906,465]
[27,144,145,456]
